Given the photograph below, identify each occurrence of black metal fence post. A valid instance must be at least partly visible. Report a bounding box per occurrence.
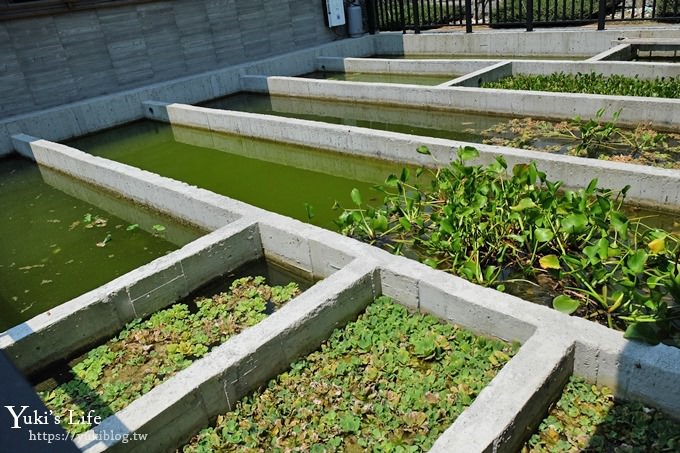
[411,0,421,33]
[366,0,378,34]
[465,0,473,32]
[526,0,534,30]
[597,0,606,29]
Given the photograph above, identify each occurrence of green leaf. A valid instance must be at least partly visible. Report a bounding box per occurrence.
[416,145,431,155]
[423,258,438,269]
[585,178,599,194]
[439,219,454,235]
[534,228,554,243]
[399,217,412,232]
[539,255,561,270]
[385,174,399,187]
[552,295,580,315]
[400,167,410,183]
[610,211,628,236]
[126,223,139,231]
[511,198,537,211]
[350,188,362,207]
[624,323,660,345]
[560,214,588,234]
[304,203,315,220]
[457,146,480,161]
[626,250,648,275]
[372,213,388,232]
[583,245,600,265]
[152,224,166,232]
[339,413,361,433]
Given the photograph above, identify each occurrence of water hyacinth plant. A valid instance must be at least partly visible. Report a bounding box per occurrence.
[482,72,680,98]
[39,276,300,435]
[336,146,680,345]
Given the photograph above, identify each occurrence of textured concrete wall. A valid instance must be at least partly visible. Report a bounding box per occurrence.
[0,0,336,119]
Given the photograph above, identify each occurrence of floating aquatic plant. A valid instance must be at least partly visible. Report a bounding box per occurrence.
[336,147,680,345]
[40,276,300,435]
[182,296,517,452]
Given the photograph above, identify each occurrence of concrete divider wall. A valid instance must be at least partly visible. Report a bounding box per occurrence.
[588,43,635,61]
[510,60,680,79]
[375,28,680,56]
[316,56,498,76]
[12,134,245,231]
[144,102,680,210]
[244,74,680,131]
[445,60,512,87]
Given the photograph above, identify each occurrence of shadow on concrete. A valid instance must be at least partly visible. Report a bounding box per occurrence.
[0,350,80,452]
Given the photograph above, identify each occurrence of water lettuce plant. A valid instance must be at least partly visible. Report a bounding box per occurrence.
[523,376,680,451]
[39,276,300,435]
[336,147,680,345]
[481,110,680,169]
[482,72,680,98]
[182,296,518,452]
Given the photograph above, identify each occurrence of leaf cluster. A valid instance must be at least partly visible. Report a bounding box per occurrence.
[336,147,680,345]
[182,296,517,452]
[524,376,680,452]
[40,276,299,434]
[482,72,680,99]
[481,111,680,169]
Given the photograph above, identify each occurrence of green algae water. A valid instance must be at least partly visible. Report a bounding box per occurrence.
[67,121,396,230]
[301,70,456,85]
[0,157,203,332]
[202,92,509,143]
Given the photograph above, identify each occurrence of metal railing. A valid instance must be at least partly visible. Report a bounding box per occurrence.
[368,0,680,32]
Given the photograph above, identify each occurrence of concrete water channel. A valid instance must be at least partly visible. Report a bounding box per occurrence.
[2,27,680,452]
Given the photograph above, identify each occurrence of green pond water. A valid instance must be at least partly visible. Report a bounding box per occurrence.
[202,92,509,143]
[64,118,678,309]
[67,121,398,230]
[0,156,203,332]
[301,70,456,85]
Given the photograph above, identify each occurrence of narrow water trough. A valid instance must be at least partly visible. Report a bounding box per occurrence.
[143,102,680,210]
[0,156,204,333]
[239,73,680,131]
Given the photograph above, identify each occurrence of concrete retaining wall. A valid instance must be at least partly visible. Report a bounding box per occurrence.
[375,27,680,56]
[0,0,339,119]
[0,36,375,157]
[144,102,680,210]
